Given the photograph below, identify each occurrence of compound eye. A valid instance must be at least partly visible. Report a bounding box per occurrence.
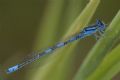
[98,20,103,26]
[96,19,105,27]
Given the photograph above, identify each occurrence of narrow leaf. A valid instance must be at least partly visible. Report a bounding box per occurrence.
[87,44,120,80]
[31,0,100,80]
[74,10,120,80]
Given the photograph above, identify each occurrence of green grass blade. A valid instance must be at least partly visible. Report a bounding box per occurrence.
[30,0,100,80]
[74,10,120,80]
[56,0,86,39]
[34,0,65,50]
[87,44,120,80]
[26,0,65,79]
[63,0,100,39]
[50,0,101,79]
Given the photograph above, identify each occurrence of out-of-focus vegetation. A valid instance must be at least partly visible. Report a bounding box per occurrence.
[0,0,120,80]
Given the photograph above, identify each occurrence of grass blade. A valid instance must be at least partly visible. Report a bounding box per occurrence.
[30,0,100,80]
[87,44,120,80]
[26,0,65,79]
[34,0,65,50]
[74,10,120,80]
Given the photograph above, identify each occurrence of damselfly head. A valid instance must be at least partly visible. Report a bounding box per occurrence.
[96,19,106,31]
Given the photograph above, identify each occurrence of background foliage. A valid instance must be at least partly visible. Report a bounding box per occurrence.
[0,0,120,80]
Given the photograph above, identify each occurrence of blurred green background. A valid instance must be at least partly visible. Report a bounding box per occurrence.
[0,0,119,80]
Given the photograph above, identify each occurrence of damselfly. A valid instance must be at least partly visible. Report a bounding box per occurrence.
[6,19,106,74]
